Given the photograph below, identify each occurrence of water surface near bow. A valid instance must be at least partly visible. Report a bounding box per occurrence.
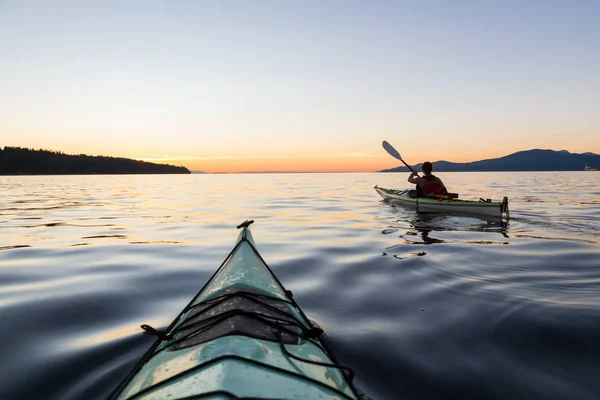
[1,172,599,400]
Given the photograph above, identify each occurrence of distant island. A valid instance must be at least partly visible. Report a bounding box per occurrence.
[0,147,191,175]
[380,149,600,172]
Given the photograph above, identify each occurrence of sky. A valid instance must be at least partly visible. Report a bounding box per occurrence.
[1,0,599,173]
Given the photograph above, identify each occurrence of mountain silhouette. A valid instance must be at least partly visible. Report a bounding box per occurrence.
[380,149,600,172]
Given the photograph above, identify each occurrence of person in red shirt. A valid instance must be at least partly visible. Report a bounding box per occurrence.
[407,161,448,197]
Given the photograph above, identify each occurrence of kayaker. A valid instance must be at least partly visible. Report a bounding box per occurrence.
[408,161,448,197]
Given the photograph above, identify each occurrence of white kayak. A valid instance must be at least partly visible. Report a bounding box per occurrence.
[374,186,509,218]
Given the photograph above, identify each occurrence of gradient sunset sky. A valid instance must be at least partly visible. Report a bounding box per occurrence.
[1,1,599,173]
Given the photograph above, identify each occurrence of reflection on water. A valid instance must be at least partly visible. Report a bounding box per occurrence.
[0,244,31,251]
[0,172,599,400]
[381,210,511,249]
[81,234,128,239]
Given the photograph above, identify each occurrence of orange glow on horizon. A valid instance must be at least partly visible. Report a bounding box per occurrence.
[5,141,595,173]
[148,149,516,173]
[168,155,390,173]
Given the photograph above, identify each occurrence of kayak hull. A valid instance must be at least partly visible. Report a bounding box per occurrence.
[110,222,358,400]
[375,186,508,218]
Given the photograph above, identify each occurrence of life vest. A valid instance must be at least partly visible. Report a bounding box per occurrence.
[416,174,446,197]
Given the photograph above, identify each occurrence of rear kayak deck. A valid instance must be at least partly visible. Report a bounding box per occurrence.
[375,185,509,218]
[110,220,358,400]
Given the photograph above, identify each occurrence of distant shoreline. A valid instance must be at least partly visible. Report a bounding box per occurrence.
[0,172,192,176]
[0,147,191,175]
[2,147,598,175]
[380,149,600,173]
[1,170,598,176]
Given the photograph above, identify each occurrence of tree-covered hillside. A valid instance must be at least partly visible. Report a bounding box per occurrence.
[0,147,190,175]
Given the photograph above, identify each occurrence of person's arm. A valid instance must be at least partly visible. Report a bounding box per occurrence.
[407,172,419,184]
[408,172,424,185]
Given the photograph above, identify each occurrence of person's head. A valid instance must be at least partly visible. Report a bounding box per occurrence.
[421,161,433,175]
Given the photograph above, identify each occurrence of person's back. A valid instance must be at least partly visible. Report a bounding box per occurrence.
[407,161,447,197]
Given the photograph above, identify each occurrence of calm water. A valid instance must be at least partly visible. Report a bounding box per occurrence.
[1,172,599,400]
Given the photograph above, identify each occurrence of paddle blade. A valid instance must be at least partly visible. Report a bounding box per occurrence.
[382,140,402,161]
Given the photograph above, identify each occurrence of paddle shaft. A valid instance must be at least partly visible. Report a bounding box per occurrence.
[401,159,416,174]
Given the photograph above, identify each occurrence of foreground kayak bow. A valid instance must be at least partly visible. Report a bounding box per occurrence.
[109,220,359,400]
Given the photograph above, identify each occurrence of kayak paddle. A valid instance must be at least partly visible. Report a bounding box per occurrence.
[381,141,460,200]
[382,140,417,173]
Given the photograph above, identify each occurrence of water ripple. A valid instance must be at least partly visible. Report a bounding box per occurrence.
[0,172,599,400]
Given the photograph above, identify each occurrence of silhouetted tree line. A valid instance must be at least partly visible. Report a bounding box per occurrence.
[0,147,190,175]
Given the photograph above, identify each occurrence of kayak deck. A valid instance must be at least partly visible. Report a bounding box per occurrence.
[110,220,358,400]
[375,185,509,218]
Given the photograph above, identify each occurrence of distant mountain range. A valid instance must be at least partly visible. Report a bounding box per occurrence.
[0,147,191,175]
[380,149,600,172]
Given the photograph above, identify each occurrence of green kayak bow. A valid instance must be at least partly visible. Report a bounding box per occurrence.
[109,220,359,400]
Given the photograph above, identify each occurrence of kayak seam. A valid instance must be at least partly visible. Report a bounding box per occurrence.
[108,226,360,400]
[121,354,357,400]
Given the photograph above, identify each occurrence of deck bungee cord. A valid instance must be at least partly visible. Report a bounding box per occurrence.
[109,220,359,400]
